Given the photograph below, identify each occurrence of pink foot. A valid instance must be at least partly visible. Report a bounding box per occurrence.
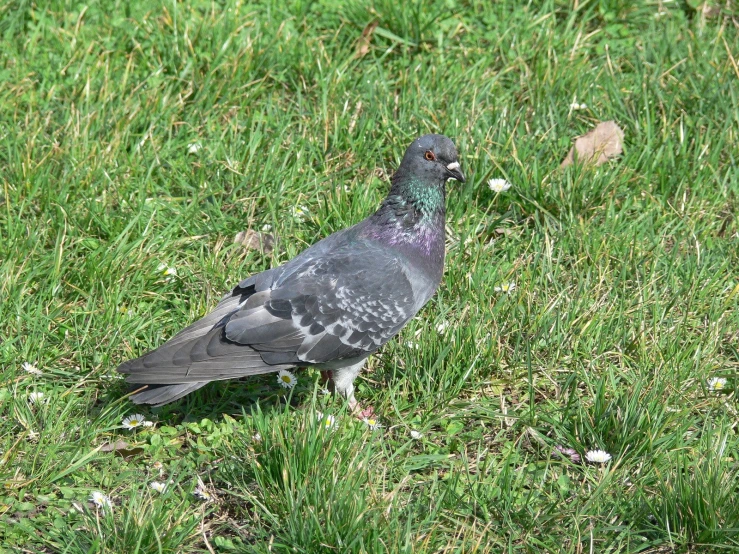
[356,405,376,420]
[348,398,375,420]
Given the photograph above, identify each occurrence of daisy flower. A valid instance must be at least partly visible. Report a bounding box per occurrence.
[410,430,423,440]
[157,263,177,278]
[193,485,212,501]
[89,491,113,510]
[708,377,728,392]
[277,369,297,389]
[28,392,46,405]
[585,449,612,464]
[22,362,42,376]
[319,413,337,431]
[363,417,382,431]
[122,414,150,430]
[494,282,517,294]
[290,205,309,222]
[187,142,202,154]
[488,178,512,193]
[149,481,167,493]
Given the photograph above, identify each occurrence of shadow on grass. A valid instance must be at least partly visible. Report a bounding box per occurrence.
[103,370,329,426]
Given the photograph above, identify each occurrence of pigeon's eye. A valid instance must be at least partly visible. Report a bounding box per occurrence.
[424,150,436,161]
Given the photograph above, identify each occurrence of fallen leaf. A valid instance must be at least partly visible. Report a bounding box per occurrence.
[355,21,378,58]
[234,230,275,253]
[560,120,624,168]
[100,440,130,452]
[697,1,722,18]
[100,440,145,459]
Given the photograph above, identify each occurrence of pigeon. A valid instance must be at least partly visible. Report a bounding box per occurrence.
[118,134,465,415]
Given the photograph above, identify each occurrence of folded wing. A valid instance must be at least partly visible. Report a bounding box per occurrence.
[118,241,416,388]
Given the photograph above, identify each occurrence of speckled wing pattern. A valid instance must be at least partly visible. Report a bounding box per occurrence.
[119,241,416,387]
[226,242,416,364]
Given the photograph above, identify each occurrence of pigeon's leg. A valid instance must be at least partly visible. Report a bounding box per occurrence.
[331,360,374,419]
[320,370,333,389]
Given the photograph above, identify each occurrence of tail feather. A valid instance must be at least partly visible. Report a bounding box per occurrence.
[117,305,293,403]
[116,271,294,406]
[128,382,210,406]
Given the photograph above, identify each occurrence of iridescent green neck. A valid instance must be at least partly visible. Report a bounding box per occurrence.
[403,178,444,217]
[388,176,446,222]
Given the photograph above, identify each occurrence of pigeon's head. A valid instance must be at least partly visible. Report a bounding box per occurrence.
[398,134,465,185]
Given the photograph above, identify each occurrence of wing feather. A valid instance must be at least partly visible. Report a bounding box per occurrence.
[119,239,418,393]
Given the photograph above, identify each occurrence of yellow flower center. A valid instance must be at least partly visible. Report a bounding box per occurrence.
[281,375,291,383]
[367,419,376,426]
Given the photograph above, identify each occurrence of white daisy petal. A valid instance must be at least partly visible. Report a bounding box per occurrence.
[193,485,212,501]
[488,178,512,193]
[277,369,297,389]
[89,491,113,510]
[156,263,177,279]
[321,414,337,431]
[494,282,517,294]
[707,377,728,392]
[585,449,612,464]
[28,392,46,405]
[22,362,42,376]
[290,205,309,222]
[363,417,382,431]
[149,481,167,493]
[122,414,150,430]
[410,430,423,440]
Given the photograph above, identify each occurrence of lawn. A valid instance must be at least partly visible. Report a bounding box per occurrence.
[1,0,738,552]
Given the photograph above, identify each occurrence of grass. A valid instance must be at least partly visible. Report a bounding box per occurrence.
[1,0,738,551]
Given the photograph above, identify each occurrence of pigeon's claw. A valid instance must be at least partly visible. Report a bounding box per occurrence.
[348,397,375,420]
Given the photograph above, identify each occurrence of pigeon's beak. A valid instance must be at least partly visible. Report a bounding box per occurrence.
[446,161,465,183]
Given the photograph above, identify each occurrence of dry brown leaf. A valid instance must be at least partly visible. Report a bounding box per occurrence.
[560,120,624,168]
[355,21,378,58]
[234,230,275,253]
[100,440,144,459]
[699,2,722,19]
[100,440,131,452]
